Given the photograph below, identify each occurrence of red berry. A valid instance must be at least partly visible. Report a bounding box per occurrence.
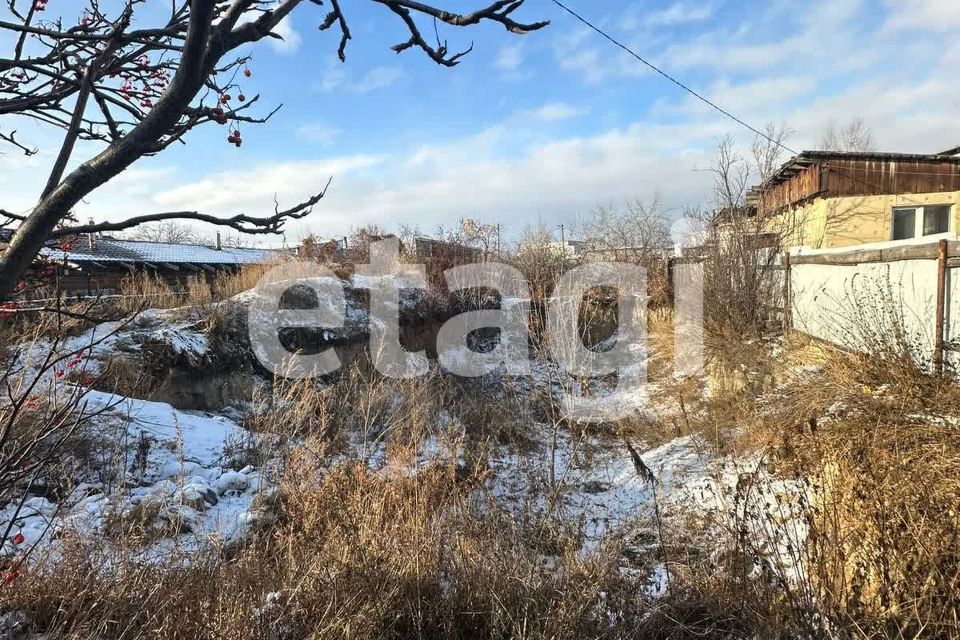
[12,533,24,545]
[4,571,17,585]
[243,68,252,78]
[238,94,245,102]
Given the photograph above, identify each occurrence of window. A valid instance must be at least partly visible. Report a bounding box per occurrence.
[892,208,916,240]
[891,205,953,240]
[923,205,950,235]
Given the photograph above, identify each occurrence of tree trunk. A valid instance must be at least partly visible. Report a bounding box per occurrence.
[0,1,218,300]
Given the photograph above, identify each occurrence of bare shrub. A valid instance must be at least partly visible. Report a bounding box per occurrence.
[577,193,673,308]
[701,126,793,342]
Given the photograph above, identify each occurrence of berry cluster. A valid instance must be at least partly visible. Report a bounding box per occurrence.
[111,55,170,110]
[218,66,252,146]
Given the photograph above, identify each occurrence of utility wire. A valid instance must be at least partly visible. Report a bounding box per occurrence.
[549,0,799,156]
[548,0,959,210]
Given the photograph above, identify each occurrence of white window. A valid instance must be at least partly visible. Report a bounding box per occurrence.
[891,204,952,240]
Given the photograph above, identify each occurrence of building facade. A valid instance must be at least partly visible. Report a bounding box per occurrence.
[750,150,960,250]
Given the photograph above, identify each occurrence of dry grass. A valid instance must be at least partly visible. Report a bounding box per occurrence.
[759,352,960,637]
[5,455,643,640]
[666,316,960,638]
[8,251,960,639]
[117,264,274,315]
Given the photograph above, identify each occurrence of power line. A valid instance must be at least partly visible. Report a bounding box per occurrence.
[548,0,960,212]
[549,0,799,156]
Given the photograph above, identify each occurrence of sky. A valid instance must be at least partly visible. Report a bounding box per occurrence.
[2,0,960,247]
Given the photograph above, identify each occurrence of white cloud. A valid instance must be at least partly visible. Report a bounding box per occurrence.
[662,76,819,119]
[643,2,715,27]
[496,43,524,72]
[661,0,869,72]
[82,121,723,243]
[316,64,346,92]
[495,42,532,81]
[349,67,403,94]
[295,122,343,146]
[883,0,960,31]
[556,44,648,84]
[146,155,385,213]
[519,103,588,122]
[315,65,403,94]
[267,16,302,55]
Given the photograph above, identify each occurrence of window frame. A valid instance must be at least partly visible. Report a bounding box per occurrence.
[890,204,954,241]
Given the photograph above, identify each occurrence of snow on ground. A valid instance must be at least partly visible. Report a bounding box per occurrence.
[0,390,276,563]
[477,423,807,589]
[8,308,209,385]
[0,374,808,594]
[1,294,808,591]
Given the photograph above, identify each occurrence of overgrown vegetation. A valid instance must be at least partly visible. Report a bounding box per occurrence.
[3,191,959,639]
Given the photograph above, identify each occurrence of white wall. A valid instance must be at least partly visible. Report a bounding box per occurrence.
[790,255,948,367]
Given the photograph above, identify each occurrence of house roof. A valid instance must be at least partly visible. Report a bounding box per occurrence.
[763,149,960,187]
[38,236,282,267]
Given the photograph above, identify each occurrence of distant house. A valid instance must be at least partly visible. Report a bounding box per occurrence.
[28,233,283,297]
[749,147,960,250]
[411,237,483,263]
[517,239,584,261]
[549,239,585,259]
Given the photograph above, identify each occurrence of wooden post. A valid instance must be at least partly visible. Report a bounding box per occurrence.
[783,251,792,332]
[935,239,948,375]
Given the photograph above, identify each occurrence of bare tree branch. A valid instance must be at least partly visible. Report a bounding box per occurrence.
[52,178,331,237]
[0,0,547,300]
[0,129,36,155]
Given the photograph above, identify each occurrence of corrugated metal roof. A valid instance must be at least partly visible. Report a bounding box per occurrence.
[38,237,282,266]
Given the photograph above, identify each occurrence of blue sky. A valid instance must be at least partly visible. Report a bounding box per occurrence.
[2,0,959,245]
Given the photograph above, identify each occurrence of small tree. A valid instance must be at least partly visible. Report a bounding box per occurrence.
[460,217,499,260]
[512,221,565,321]
[0,0,547,300]
[125,221,198,244]
[819,117,875,152]
[578,193,671,262]
[702,124,793,338]
[576,194,672,306]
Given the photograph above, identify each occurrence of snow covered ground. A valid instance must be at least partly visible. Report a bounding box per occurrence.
[0,301,809,594]
[0,390,277,564]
